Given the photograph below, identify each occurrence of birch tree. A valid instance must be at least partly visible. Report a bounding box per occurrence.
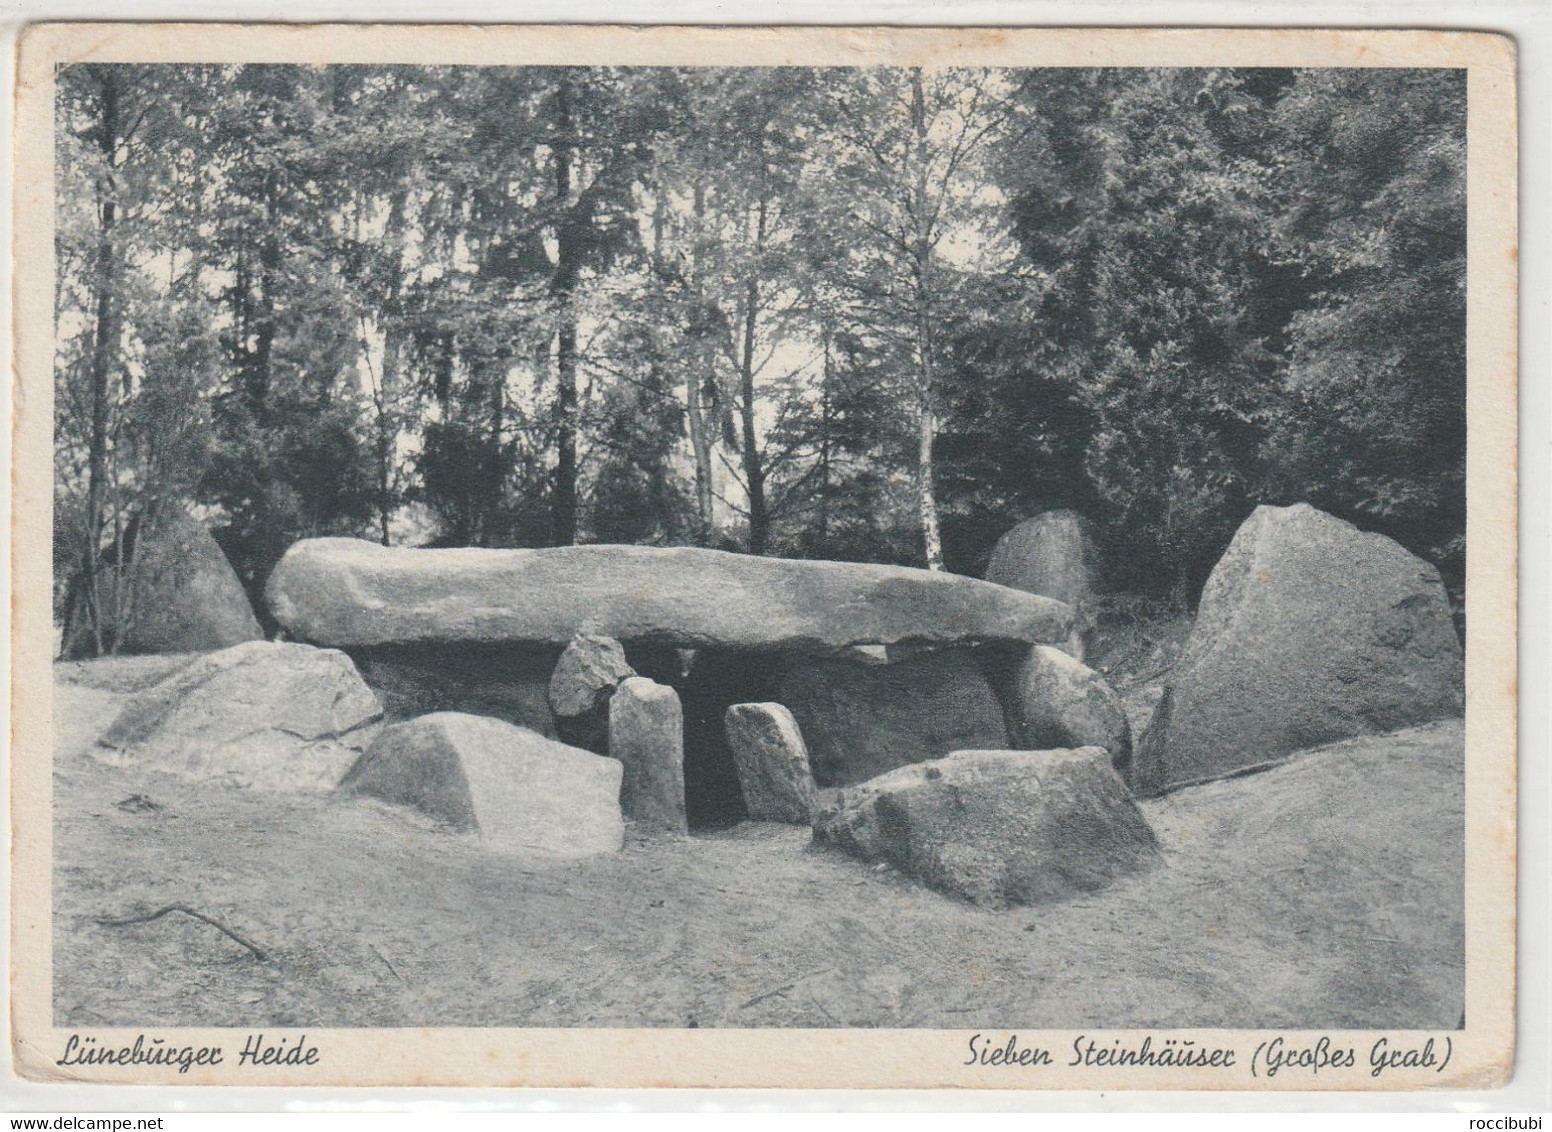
[821,67,1020,570]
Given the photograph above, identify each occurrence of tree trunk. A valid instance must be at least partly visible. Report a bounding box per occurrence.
[81,68,122,656]
[739,196,769,555]
[915,372,944,572]
[684,178,716,544]
[554,313,578,546]
[247,175,281,426]
[487,358,507,547]
[375,329,398,546]
[685,366,715,544]
[816,324,834,555]
[375,186,410,546]
[550,76,579,547]
[909,69,945,572]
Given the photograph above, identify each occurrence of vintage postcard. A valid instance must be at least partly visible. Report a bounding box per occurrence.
[9,23,1518,1090]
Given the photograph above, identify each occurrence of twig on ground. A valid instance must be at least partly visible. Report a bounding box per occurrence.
[740,967,841,1010]
[369,942,404,983]
[740,981,798,1009]
[95,904,268,960]
[1116,664,1176,691]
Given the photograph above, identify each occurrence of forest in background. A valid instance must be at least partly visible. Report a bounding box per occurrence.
[52,64,1466,645]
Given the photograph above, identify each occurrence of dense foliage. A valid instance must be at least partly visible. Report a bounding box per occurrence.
[53,64,1466,649]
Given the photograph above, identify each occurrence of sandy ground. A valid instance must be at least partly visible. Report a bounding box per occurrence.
[51,666,1463,1030]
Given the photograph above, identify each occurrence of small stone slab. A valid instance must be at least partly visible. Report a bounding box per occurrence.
[609,677,687,833]
[724,702,815,824]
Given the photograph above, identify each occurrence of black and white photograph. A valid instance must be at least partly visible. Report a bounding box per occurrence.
[8,23,1519,1090]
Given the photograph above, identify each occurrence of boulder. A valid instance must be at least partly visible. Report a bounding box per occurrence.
[550,634,635,717]
[985,509,1100,609]
[813,747,1159,907]
[549,634,635,751]
[339,712,623,857]
[265,538,1077,653]
[96,641,381,791]
[349,644,558,737]
[609,677,687,833]
[1009,645,1132,776]
[724,702,816,824]
[1137,503,1465,794]
[63,510,262,657]
[778,649,1009,787]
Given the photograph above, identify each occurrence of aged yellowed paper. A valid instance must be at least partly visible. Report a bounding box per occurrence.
[11,23,1517,1089]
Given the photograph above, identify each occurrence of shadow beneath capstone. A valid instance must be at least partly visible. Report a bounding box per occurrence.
[347,642,563,735]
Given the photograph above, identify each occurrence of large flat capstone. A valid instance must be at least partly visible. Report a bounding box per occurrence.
[265,538,1077,652]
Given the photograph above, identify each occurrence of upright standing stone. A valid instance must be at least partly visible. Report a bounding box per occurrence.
[985,510,1100,659]
[724,702,816,824]
[609,676,687,832]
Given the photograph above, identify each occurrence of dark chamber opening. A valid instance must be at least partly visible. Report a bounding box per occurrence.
[631,646,785,832]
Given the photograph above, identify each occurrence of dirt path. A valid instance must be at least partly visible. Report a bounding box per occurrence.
[52,677,1463,1030]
